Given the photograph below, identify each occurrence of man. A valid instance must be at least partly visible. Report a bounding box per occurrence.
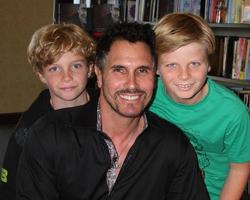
[17,22,209,199]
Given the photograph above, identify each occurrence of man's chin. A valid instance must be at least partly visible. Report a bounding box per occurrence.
[117,109,144,118]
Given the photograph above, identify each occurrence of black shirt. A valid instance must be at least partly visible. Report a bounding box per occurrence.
[16,93,209,200]
[0,89,52,200]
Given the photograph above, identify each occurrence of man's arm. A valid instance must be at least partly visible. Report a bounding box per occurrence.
[220,162,250,200]
[167,141,210,200]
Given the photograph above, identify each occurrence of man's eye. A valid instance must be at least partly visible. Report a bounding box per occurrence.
[138,67,149,74]
[113,66,125,73]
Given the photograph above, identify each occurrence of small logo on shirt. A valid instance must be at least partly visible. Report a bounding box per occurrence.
[0,168,8,183]
[182,128,210,170]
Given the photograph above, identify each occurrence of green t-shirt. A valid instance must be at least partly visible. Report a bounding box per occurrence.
[149,77,250,200]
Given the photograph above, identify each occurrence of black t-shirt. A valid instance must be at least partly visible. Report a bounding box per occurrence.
[0,89,52,200]
[0,88,97,200]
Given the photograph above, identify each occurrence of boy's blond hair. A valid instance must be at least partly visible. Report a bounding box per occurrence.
[154,13,215,58]
[27,23,96,72]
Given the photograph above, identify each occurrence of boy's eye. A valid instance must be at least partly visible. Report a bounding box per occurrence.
[48,66,60,72]
[190,61,200,67]
[72,63,82,69]
[166,63,176,68]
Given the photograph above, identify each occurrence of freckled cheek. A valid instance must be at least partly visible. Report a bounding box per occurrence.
[192,70,207,79]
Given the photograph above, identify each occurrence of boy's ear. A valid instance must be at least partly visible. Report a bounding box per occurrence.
[36,71,47,85]
[208,65,211,72]
[156,69,160,75]
[94,65,102,88]
[88,64,94,78]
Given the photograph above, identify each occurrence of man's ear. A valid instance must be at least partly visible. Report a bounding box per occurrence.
[94,65,102,88]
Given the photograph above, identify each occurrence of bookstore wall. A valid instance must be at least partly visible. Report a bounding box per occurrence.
[54,0,250,108]
[0,0,53,114]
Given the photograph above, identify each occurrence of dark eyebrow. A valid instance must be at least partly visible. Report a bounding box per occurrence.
[111,65,125,69]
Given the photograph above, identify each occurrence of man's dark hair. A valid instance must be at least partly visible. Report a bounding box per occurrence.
[95,22,156,70]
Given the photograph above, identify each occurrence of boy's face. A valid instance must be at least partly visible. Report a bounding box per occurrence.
[157,42,210,105]
[96,40,155,118]
[38,51,91,109]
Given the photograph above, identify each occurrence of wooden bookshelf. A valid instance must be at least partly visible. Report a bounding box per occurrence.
[210,23,250,37]
[209,76,250,90]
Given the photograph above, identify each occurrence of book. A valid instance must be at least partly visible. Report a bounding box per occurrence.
[239,38,248,80]
[244,39,250,80]
[209,0,217,23]
[92,4,113,35]
[179,0,192,13]
[203,0,210,21]
[108,0,121,23]
[222,36,229,77]
[233,0,242,23]
[58,3,82,27]
[225,37,238,78]
[226,0,233,23]
[127,0,136,21]
[158,0,175,20]
[241,0,250,23]
[231,39,238,79]
[232,37,247,80]
[209,36,225,76]
[192,0,201,16]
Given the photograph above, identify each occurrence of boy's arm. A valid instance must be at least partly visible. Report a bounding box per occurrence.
[16,126,58,200]
[0,118,30,200]
[0,89,51,200]
[0,130,22,200]
[220,162,250,200]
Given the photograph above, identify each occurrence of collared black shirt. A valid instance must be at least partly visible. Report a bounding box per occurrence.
[17,92,209,200]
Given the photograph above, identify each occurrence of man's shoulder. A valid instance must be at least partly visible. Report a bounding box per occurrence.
[146,111,188,140]
[145,111,192,159]
[147,111,177,128]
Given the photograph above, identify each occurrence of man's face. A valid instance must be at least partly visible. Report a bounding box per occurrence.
[96,40,155,118]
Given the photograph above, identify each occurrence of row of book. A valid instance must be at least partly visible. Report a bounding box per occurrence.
[56,0,250,34]
[56,0,202,28]
[209,36,250,80]
[121,0,202,23]
[131,0,250,24]
[205,0,250,23]
[100,0,250,24]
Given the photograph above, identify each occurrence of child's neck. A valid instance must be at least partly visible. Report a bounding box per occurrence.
[50,92,89,110]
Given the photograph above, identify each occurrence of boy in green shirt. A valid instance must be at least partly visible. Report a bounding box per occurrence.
[150,13,250,200]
